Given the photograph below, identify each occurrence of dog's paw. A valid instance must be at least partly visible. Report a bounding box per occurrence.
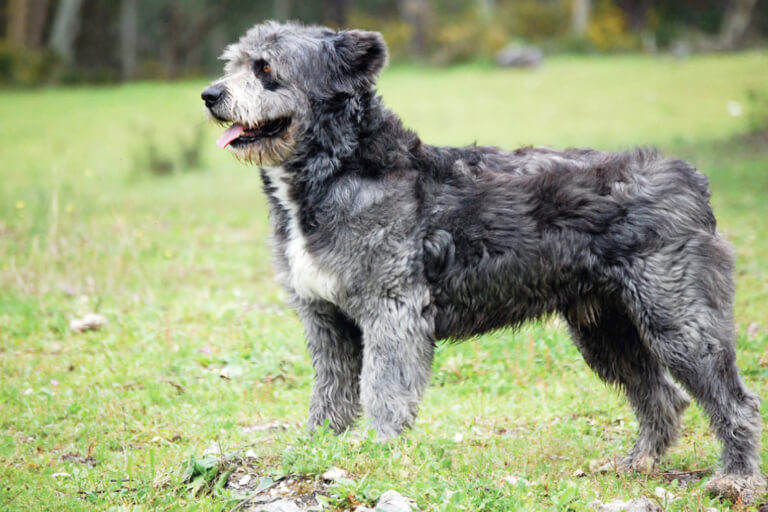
[705,473,766,504]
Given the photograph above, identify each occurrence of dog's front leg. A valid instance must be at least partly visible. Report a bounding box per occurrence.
[297,300,364,434]
[358,292,435,440]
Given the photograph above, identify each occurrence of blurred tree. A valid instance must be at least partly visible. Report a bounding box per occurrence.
[572,0,591,36]
[159,1,225,79]
[49,0,82,61]
[617,0,650,30]
[719,0,757,49]
[400,0,432,58]
[119,0,137,79]
[7,0,50,49]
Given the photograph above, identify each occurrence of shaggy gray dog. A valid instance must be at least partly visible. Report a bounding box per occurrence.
[202,21,765,502]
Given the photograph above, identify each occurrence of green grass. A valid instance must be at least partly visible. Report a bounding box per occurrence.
[1,53,768,511]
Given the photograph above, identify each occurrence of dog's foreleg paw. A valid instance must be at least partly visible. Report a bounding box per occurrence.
[704,473,767,504]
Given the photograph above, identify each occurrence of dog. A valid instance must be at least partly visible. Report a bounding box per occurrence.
[202,21,765,503]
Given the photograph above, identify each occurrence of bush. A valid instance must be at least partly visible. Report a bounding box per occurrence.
[0,43,67,86]
[586,0,640,52]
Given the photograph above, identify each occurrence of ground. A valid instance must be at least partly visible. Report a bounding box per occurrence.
[1,52,768,511]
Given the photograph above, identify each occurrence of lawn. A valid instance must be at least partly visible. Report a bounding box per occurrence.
[1,52,768,511]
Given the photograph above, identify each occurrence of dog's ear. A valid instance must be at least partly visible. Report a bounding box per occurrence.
[332,29,388,88]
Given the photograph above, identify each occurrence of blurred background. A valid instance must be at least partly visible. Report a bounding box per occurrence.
[1,0,767,84]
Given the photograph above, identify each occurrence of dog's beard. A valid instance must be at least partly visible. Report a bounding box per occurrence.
[228,126,296,167]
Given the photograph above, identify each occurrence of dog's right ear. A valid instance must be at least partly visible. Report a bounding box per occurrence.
[332,29,388,89]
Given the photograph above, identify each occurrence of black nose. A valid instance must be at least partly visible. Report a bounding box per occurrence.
[201,86,224,107]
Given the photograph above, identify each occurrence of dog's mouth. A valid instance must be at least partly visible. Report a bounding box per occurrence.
[216,117,292,149]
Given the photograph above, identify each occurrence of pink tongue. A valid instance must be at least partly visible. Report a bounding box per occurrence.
[216,124,245,148]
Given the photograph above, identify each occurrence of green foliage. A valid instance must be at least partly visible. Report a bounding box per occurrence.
[2,55,768,510]
[499,0,571,41]
[586,0,640,52]
[0,43,67,86]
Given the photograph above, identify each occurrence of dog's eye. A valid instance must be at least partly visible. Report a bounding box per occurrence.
[254,59,271,74]
[253,59,279,91]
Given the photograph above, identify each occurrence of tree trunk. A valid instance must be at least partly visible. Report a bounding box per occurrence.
[26,0,50,49]
[719,0,757,50]
[119,0,138,80]
[48,0,83,61]
[7,0,29,49]
[399,0,431,58]
[571,0,591,37]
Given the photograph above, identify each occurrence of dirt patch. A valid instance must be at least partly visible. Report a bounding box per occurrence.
[226,459,331,511]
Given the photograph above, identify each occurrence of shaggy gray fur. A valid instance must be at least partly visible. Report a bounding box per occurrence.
[203,21,765,502]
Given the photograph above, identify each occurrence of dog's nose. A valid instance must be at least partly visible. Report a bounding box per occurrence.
[201,86,224,107]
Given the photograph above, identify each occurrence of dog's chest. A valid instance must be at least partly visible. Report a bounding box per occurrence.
[264,167,340,303]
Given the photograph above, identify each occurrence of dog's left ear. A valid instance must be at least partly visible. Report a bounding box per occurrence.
[333,29,388,87]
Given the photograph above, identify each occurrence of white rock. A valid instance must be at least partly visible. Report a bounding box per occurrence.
[69,313,107,333]
[322,466,349,481]
[653,486,676,501]
[238,474,252,487]
[375,490,418,512]
[502,475,529,486]
[252,500,302,512]
[203,441,222,456]
[589,497,662,512]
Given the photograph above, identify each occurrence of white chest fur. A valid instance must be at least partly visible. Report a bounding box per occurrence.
[264,167,340,303]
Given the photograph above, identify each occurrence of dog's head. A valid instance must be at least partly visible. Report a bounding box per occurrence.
[202,21,388,166]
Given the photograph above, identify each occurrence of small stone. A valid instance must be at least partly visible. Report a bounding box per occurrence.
[501,475,529,486]
[202,441,221,456]
[238,474,252,487]
[252,500,301,512]
[495,44,543,68]
[375,490,418,512]
[589,498,662,512]
[69,313,107,333]
[322,466,349,481]
[245,449,258,459]
[573,469,586,478]
[653,486,676,501]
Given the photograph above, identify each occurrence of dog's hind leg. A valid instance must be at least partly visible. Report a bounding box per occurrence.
[298,300,364,433]
[566,297,690,472]
[357,290,435,440]
[619,234,765,503]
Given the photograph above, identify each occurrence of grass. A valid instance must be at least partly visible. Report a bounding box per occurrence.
[1,52,768,511]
